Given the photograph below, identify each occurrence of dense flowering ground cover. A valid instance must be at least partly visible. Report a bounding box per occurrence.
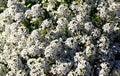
[0,0,120,76]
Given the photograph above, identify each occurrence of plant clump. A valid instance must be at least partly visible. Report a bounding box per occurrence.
[0,0,120,76]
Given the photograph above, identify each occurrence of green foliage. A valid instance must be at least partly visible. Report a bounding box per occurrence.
[26,3,32,8]
[33,17,42,29]
[22,16,42,33]
[29,61,35,65]
[90,8,98,21]
[40,27,47,36]
[44,9,51,19]
[89,7,106,28]
[25,0,36,8]
[59,0,74,6]
[25,0,43,8]
[64,0,73,5]
[22,20,33,33]
[91,14,101,21]
[115,0,120,2]
[52,2,60,10]
[0,0,7,8]
[0,0,7,13]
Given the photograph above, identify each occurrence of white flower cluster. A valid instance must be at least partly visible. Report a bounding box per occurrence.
[0,0,120,76]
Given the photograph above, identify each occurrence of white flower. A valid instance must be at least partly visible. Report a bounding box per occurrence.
[77,3,91,14]
[102,23,114,33]
[27,45,40,57]
[20,48,29,59]
[48,0,57,2]
[85,44,96,59]
[98,35,110,50]
[30,29,41,40]
[81,35,93,45]
[41,19,53,28]
[57,0,64,2]
[44,39,63,60]
[27,58,36,69]
[16,70,27,76]
[107,0,114,4]
[99,6,109,18]
[7,57,22,72]
[0,0,120,75]
[76,14,84,23]
[8,3,25,17]
[70,1,79,11]
[99,62,111,76]
[47,2,55,11]
[75,59,92,76]
[57,17,68,26]
[91,28,101,38]
[65,37,78,50]
[51,62,73,75]
[74,52,85,62]
[8,5,18,19]
[14,12,25,22]
[31,4,44,17]
[84,22,94,32]
[57,4,71,17]
[6,71,15,76]
[68,20,81,34]
[25,9,32,19]
[17,25,29,36]
[6,33,19,43]
[27,58,47,75]
[67,70,75,76]
[7,0,18,7]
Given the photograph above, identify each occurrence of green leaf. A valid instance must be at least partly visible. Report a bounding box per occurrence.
[40,27,47,36]
[27,3,32,8]
[22,20,33,33]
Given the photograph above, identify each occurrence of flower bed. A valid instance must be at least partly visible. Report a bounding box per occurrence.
[0,0,120,76]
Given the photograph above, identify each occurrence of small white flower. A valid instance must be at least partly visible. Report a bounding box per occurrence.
[99,6,109,18]
[99,62,111,76]
[44,39,63,60]
[7,0,18,7]
[91,28,101,37]
[47,2,55,11]
[68,20,81,34]
[7,57,22,72]
[74,52,85,62]
[75,59,92,76]
[14,12,25,22]
[41,19,53,28]
[27,45,40,57]
[16,70,27,76]
[31,4,44,17]
[56,62,73,75]
[65,37,78,50]
[20,48,29,59]
[85,44,96,59]
[6,71,15,76]
[25,9,32,19]
[102,23,114,33]
[57,17,68,26]
[30,29,41,40]
[27,58,36,69]
[57,4,71,17]
[84,22,94,32]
